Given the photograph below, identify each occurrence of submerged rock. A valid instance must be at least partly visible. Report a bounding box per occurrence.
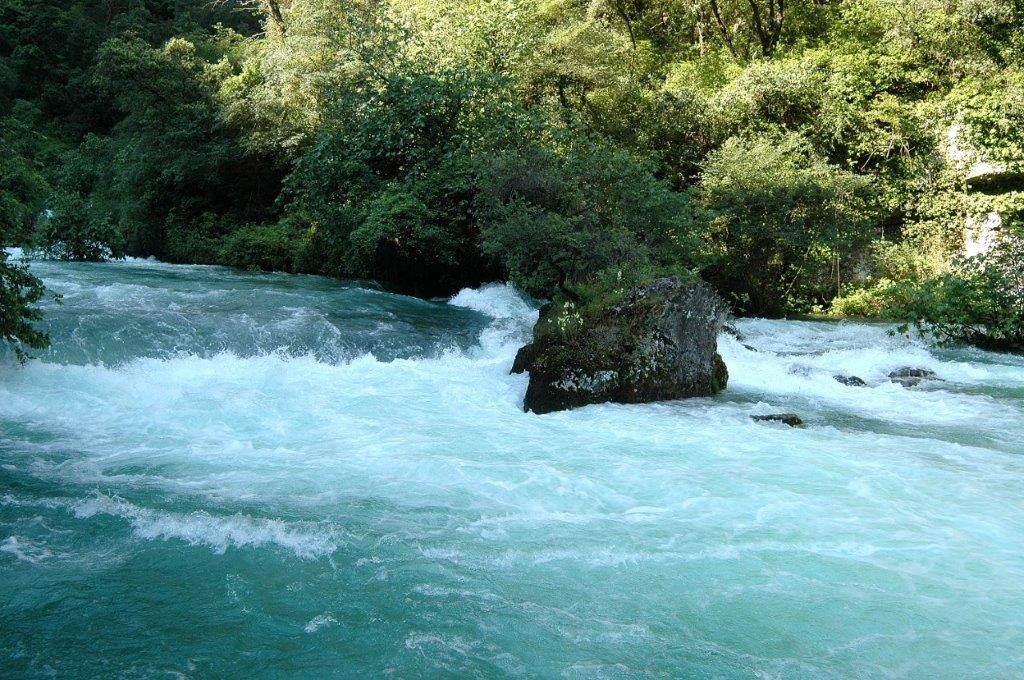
[510,345,533,375]
[513,277,729,414]
[751,413,803,427]
[834,375,867,387]
[723,324,746,342]
[888,367,939,388]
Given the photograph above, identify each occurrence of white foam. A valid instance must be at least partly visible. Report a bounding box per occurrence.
[448,283,538,321]
[0,535,54,564]
[304,614,338,633]
[5,271,1024,676]
[71,494,338,559]
[446,283,539,363]
[720,319,1024,428]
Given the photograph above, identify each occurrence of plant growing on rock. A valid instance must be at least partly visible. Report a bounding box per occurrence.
[477,134,704,301]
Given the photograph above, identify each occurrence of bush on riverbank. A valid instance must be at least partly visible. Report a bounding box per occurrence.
[889,232,1024,353]
[33,190,124,261]
[0,249,49,359]
[694,134,878,317]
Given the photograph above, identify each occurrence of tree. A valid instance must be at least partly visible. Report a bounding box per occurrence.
[695,0,838,60]
[34,189,124,261]
[708,0,785,58]
[0,249,48,360]
[890,230,1024,352]
[0,98,51,361]
[697,134,876,315]
[0,102,55,243]
[284,65,523,295]
[477,134,701,299]
[87,34,283,259]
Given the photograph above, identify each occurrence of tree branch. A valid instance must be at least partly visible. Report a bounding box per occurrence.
[707,0,738,58]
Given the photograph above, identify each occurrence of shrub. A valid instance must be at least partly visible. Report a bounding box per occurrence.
[889,231,1024,352]
[33,190,124,261]
[829,280,899,318]
[696,133,877,316]
[164,212,237,265]
[0,249,49,360]
[1,104,55,243]
[715,59,830,134]
[477,135,701,300]
[283,67,518,295]
[827,239,950,318]
[347,185,465,294]
[219,224,305,272]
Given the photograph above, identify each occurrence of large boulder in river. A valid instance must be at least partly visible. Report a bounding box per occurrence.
[512,277,729,414]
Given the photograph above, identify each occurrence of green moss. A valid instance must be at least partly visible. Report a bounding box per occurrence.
[530,279,676,380]
[712,354,729,393]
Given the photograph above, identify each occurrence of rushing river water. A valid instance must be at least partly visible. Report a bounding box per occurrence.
[2,255,1024,678]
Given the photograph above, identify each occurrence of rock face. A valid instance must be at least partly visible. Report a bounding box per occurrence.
[512,277,729,414]
[944,124,1023,259]
[834,375,867,387]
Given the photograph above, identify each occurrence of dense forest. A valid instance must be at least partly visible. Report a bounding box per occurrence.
[2,0,1023,354]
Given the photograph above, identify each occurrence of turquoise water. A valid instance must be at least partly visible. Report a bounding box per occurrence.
[2,256,1024,678]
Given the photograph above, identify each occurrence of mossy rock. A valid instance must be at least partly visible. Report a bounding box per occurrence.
[513,277,730,414]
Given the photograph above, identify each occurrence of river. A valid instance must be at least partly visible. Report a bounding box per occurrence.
[2,255,1023,677]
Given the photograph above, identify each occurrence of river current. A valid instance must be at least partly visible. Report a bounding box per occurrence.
[2,255,1023,678]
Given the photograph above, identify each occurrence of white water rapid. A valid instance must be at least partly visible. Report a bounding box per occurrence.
[2,255,1023,677]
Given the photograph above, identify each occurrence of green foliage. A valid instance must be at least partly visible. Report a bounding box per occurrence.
[588,85,716,187]
[829,280,900,319]
[697,0,836,61]
[164,212,239,265]
[0,0,258,132]
[827,238,950,319]
[3,0,1023,350]
[478,134,702,299]
[948,69,1024,181]
[284,66,517,295]
[86,34,283,258]
[34,190,124,261]
[696,134,877,316]
[889,232,1024,352]
[715,59,831,134]
[347,186,458,289]
[0,104,53,358]
[220,224,305,272]
[0,249,49,360]
[571,262,700,320]
[0,103,57,243]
